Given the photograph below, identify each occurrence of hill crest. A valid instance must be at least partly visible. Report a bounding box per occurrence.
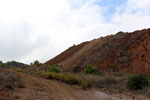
[44,28,150,73]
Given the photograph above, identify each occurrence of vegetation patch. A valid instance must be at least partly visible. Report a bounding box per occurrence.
[40,71,125,90]
[40,72,90,89]
[0,61,6,68]
[0,70,25,90]
[84,64,101,75]
[49,65,61,73]
[33,60,42,66]
[13,68,24,72]
[127,74,149,90]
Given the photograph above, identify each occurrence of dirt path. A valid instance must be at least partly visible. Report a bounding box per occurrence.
[11,73,149,100]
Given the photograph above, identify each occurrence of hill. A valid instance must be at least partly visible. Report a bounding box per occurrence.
[4,61,27,68]
[44,28,150,74]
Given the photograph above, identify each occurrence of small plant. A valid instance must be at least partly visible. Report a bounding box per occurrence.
[127,74,149,90]
[14,68,23,72]
[84,64,101,75]
[49,65,60,73]
[64,73,80,84]
[81,80,90,90]
[72,66,79,73]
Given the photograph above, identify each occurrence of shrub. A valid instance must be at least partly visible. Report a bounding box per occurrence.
[33,60,41,66]
[84,64,101,75]
[0,61,6,67]
[49,72,63,80]
[81,80,90,90]
[40,71,94,89]
[40,72,51,79]
[0,71,25,89]
[49,66,60,73]
[71,66,80,73]
[30,63,33,66]
[64,73,80,84]
[42,72,80,84]
[127,74,149,90]
[14,68,23,72]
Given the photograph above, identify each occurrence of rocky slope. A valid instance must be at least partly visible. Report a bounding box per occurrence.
[44,28,150,73]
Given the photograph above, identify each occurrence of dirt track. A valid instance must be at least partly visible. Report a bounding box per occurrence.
[9,73,149,100]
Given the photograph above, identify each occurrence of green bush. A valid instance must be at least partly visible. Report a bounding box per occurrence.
[33,60,41,66]
[49,66,60,73]
[127,74,149,90]
[0,61,6,67]
[84,64,101,75]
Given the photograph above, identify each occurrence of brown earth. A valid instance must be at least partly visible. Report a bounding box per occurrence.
[44,42,89,66]
[0,85,11,100]
[44,28,150,74]
[5,72,149,100]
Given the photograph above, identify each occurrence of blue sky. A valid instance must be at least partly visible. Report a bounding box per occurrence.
[0,0,150,64]
[97,0,126,13]
[98,0,127,21]
[71,0,127,22]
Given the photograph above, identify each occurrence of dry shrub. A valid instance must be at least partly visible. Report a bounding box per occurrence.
[76,72,126,90]
[0,71,25,89]
[40,71,126,90]
[80,80,91,90]
[40,72,81,85]
[64,73,80,84]
[13,68,23,72]
[40,72,90,89]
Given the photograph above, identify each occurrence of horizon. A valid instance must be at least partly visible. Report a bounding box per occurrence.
[0,0,150,64]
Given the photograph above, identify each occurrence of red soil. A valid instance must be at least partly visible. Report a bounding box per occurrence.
[44,28,150,74]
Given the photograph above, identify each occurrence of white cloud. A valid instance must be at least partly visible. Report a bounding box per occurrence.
[110,0,150,33]
[0,0,149,64]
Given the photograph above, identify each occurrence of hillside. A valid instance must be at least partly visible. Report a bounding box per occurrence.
[2,69,148,100]
[44,28,150,73]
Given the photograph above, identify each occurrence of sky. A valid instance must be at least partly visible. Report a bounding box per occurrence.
[0,0,150,64]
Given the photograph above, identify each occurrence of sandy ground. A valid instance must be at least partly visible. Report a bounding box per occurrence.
[10,73,150,100]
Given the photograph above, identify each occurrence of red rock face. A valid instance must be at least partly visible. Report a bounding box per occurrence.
[44,28,150,74]
[128,30,150,73]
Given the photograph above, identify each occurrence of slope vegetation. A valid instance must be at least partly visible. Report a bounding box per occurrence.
[44,28,150,73]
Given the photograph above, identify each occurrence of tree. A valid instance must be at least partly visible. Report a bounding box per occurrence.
[0,60,5,67]
[33,60,41,66]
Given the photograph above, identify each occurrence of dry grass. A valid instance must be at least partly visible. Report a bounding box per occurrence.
[39,72,90,89]
[0,69,25,90]
[75,71,127,92]
[39,71,127,91]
